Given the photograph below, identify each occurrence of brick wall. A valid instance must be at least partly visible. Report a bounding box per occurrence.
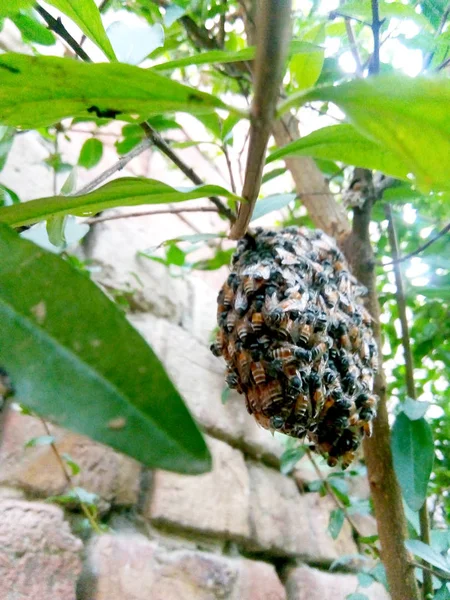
[0,214,390,600]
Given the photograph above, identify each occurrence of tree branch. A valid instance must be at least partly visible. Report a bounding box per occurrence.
[369,0,382,75]
[385,204,433,600]
[36,4,92,62]
[381,222,450,266]
[344,18,364,77]
[85,206,219,225]
[229,0,292,239]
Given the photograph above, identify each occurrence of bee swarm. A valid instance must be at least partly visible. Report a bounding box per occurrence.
[211,227,378,469]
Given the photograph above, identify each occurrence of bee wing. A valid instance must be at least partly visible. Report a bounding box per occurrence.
[242,263,271,279]
[234,286,248,313]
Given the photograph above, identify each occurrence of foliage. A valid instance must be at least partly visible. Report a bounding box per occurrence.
[0,1,449,595]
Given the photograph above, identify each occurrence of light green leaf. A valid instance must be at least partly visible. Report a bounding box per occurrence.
[24,435,55,448]
[46,215,66,247]
[278,76,450,192]
[0,126,15,172]
[0,184,20,206]
[0,177,241,227]
[405,540,450,574]
[434,584,450,600]
[0,53,230,130]
[402,397,431,420]
[0,0,34,17]
[357,573,375,588]
[328,508,345,540]
[60,168,77,195]
[164,4,185,27]
[290,24,325,91]
[46,0,117,60]
[251,193,296,221]
[152,40,321,72]
[11,12,56,45]
[78,138,103,169]
[391,412,434,510]
[62,453,80,475]
[280,445,307,475]
[337,0,430,29]
[0,223,211,474]
[267,124,410,180]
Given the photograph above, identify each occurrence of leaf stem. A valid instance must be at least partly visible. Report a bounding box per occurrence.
[381,222,450,266]
[85,206,219,225]
[385,203,433,600]
[344,18,364,77]
[36,5,93,62]
[229,0,292,239]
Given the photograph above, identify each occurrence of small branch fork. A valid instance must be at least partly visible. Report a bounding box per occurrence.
[229,0,292,239]
[381,222,450,266]
[36,3,235,224]
[385,205,433,600]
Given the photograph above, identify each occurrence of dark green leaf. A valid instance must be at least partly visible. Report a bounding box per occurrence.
[402,396,431,420]
[0,53,230,129]
[24,434,55,447]
[0,178,240,227]
[78,138,103,169]
[358,535,379,544]
[267,124,410,181]
[0,184,20,206]
[0,223,211,474]
[391,412,434,510]
[251,193,296,221]
[0,126,14,172]
[0,0,34,17]
[46,215,66,247]
[405,540,450,574]
[435,584,450,600]
[11,12,56,45]
[279,76,450,192]
[166,244,186,266]
[329,477,350,506]
[280,445,307,475]
[46,0,117,60]
[328,508,345,540]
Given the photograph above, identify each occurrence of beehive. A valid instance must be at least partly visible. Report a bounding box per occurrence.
[211,227,378,469]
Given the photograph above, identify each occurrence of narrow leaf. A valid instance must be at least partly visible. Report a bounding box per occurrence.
[328,508,345,540]
[279,76,450,192]
[267,124,410,181]
[0,223,211,474]
[0,126,15,172]
[11,12,56,46]
[391,412,434,510]
[0,178,241,227]
[24,435,55,448]
[46,215,66,247]
[280,445,307,475]
[0,0,34,17]
[290,25,325,91]
[78,138,103,169]
[0,53,229,129]
[46,0,117,60]
[62,453,81,475]
[251,193,296,221]
[405,540,450,574]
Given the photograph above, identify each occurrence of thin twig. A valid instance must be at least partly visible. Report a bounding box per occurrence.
[410,561,450,581]
[306,449,369,543]
[222,145,237,194]
[437,56,450,71]
[369,0,382,75]
[385,204,433,600]
[329,11,371,27]
[139,122,236,222]
[36,4,92,62]
[230,0,292,239]
[423,1,450,69]
[85,206,219,225]
[381,222,450,266]
[71,140,152,196]
[344,18,364,77]
[39,418,102,534]
[53,133,58,196]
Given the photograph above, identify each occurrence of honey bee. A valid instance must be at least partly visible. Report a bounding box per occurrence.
[271,345,297,362]
[245,387,259,414]
[337,321,351,350]
[322,285,339,309]
[222,283,234,307]
[278,316,296,340]
[341,372,357,394]
[237,319,253,342]
[311,337,332,361]
[341,450,355,470]
[260,381,283,414]
[360,367,374,391]
[257,334,270,350]
[327,455,339,468]
[237,349,251,384]
[309,372,324,417]
[298,320,312,345]
[226,371,239,389]
[251,361,266,386]
[243,262,271,280]
[348,323,360,342]
[294,347,313,364]
[293,392,311,422]
[270,415,285,430]
[234,286,249,316]
[360,420,373,437]
[210,329,225,357]
[251,311,264,332]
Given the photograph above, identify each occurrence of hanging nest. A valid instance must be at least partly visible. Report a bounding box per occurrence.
[210,226,379,469]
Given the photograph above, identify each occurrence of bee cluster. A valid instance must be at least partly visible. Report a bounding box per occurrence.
[211,227,378,469]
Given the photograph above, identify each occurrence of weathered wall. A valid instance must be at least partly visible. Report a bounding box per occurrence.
[0,212,389,600]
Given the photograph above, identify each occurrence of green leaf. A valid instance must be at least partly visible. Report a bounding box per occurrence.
[0,126,14,172]
[0,184,20,206]
[24,434,55,448]
[279,76,450,192]
[262,168,285,185]
[48,486,99,507]
[402,396,431,420]
[328,508,345,540]
[0,177,240,227]
[0,223,211,474]
[345,594,369,600]
[0,53,230,129]
[434,584,450,600]
[0,0,34,17]
[166,244,186,266]
[46,215,67,247]
[11,12,56,45]
[337,0,429,29]
[405,540,450,574]
[357,573,375,588]
[391,412,434,510]
[267,124,410,181]
[251,193,296,222]
[290,25,325,91]
[46,0,117,60]
[78,138,103,169]
[62,453,80,475]
[280,445,307,475]
[152,39,320,72]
